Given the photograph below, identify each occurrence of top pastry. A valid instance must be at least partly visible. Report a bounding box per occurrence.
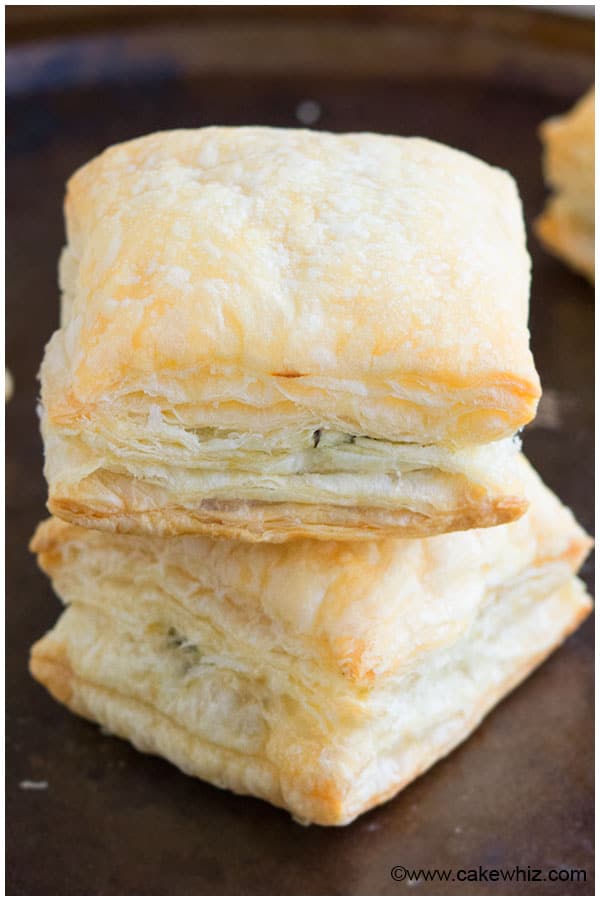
[40,127,540,541]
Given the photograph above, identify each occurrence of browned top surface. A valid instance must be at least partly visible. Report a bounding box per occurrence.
[6,7,594,896]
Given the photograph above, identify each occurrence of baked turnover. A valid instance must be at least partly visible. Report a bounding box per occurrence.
[41,127,541,541]
[30,457,591,826]
[536,87,595,282]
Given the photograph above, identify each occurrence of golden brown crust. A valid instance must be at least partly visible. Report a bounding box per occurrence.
[47,492,528,543]
[57,128,538,419]
[38,126,541,542]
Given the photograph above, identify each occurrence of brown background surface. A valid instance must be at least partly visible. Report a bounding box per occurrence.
[6,6,594,896]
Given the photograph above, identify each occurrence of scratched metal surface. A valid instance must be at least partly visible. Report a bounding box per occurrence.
[6,8,594,896]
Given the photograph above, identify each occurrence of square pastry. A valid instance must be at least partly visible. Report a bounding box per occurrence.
[30,457,591,826]
[536,87,595,283]
[41,127,540,541]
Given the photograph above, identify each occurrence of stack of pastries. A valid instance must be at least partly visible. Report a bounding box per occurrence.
[31,128,592,826]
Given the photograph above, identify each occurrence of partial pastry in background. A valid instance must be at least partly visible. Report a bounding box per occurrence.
[30,456,592,826]
[5,368,14,403]
[536,87,595,282]
[40,128,540,542]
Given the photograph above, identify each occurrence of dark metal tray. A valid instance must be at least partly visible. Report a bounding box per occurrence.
[6,8,594,895]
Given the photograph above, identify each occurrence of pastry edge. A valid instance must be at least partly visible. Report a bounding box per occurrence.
[29,580,591,827]
[47,494,528,543]
[535,205,594,283]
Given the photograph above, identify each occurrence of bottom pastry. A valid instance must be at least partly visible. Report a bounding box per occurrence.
[30,458,591,826]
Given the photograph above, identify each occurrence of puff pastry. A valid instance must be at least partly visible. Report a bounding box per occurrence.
[536,88,595,282]
[30,457,591,826]
[40,127,540,541]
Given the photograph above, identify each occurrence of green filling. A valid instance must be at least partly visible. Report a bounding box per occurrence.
[166,626,205,674]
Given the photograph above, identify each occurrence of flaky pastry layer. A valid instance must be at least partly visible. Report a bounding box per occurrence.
[50,127,539,439]
[40,127,540,540]
[30,456,592,684]
[44,419,527,540]
[30,460,591,824]
[30,577,591,827]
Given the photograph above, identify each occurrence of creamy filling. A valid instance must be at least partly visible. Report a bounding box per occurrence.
[80,418,520,481]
